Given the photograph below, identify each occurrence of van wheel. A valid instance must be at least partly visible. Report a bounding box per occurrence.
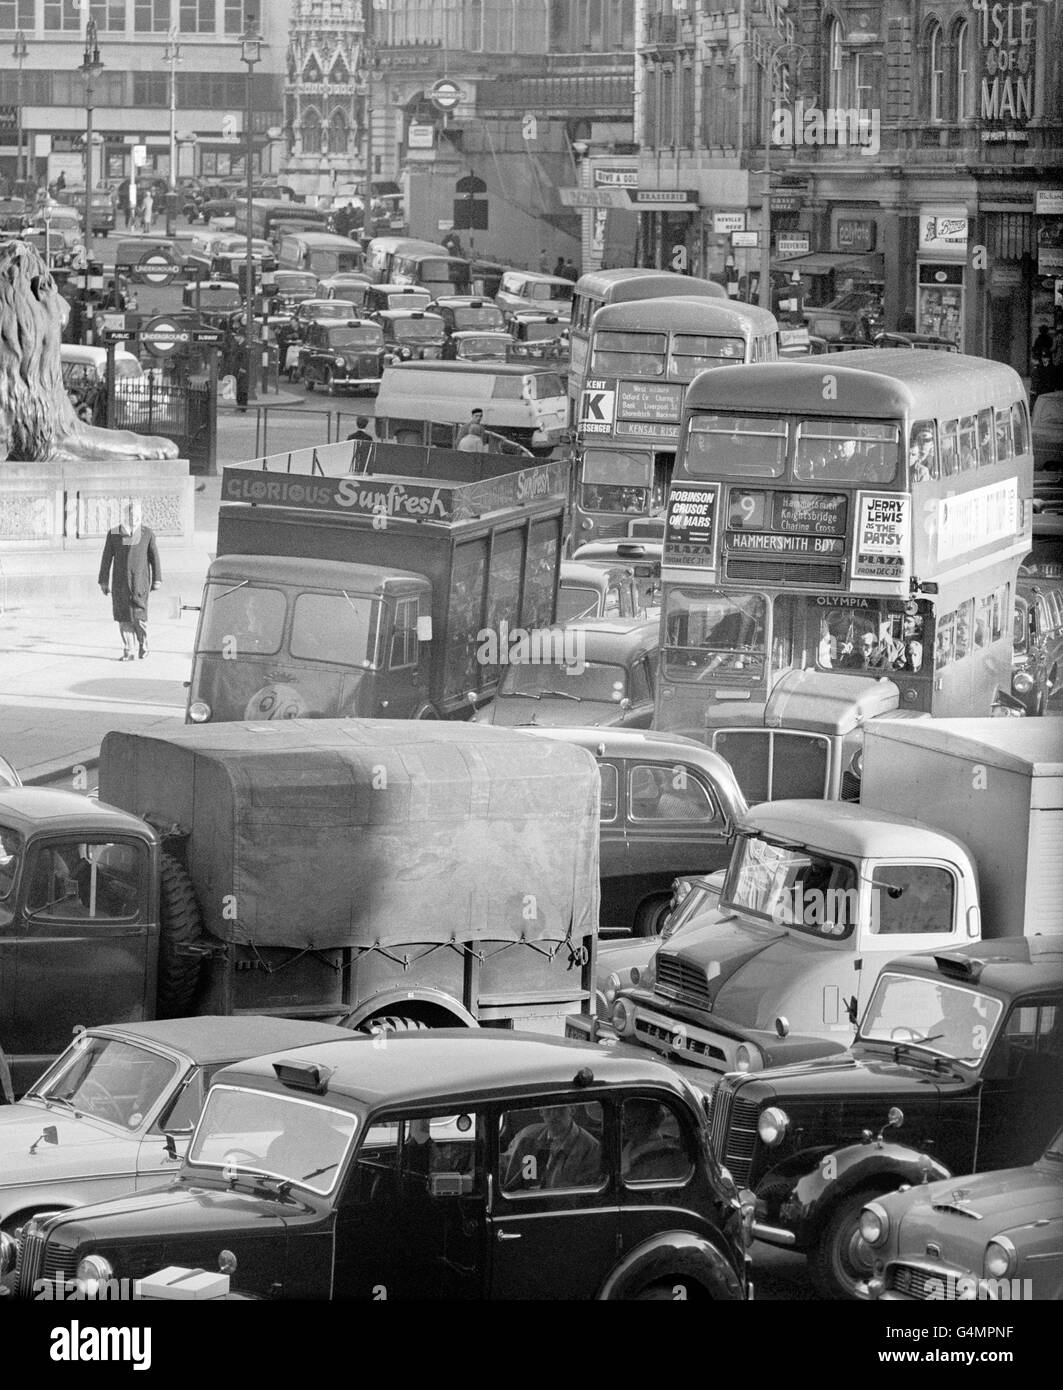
[808,1187,884,1300]
[156,852,205,1018]
[633,895,672,938]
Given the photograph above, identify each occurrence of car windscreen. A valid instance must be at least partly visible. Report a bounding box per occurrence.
[190,1085,360,1195]
[859,971,1003,1063]
[0,825,22,901]
[33,1034,178,1130]
[392,318,442,341]
[327,326,383,349]
[452,305,505,329]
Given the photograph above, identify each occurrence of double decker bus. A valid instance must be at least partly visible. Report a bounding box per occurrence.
[656,350,1033,801]
[568,268,727,401]
[573,297,779,544]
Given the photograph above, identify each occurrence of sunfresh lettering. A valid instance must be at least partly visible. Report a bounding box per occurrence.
[334,479,448,519]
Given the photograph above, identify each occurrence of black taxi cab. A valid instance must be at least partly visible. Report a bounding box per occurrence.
[296,319,385,394]
[708,936,1063,1300]
[2,1033,751,1302]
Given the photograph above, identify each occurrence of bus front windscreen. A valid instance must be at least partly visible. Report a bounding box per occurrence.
[581,449,653,515]
[591,330,667,377]
[663,589,766,678]
[685,415,788,477]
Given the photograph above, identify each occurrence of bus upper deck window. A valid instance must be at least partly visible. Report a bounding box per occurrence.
[668,335,744,380]
[794,419,898,484]
[977,409,995,467]
[591,330,667,377]
[1011,400,1030,455]
[995,407,1014,460]
[685,415,787,478]
[957,416,978,471]
[908,421,938,482]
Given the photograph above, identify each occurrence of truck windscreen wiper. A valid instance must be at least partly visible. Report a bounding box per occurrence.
[537,689,582,702]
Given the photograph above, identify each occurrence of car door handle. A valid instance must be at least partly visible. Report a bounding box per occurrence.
[496,1230,522,1242]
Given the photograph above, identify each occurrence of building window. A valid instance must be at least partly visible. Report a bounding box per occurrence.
[133,71,168,105]
[680,62,695,149]
[642,60,658,146]
[90,1,127,31]
[825,15,842,109]
[224,0,243,35]
[302,108,322,156]
[135,0,170,32]
[660,65,674,147]
[482,0,515,52]
[328,108,348,155]
[514,0,547,52]
[954,19,971,120]
[179,0,213,34]
[0,0,34,32]
[44,0,81,30]
[928,22,944,122]
[465,0,482,50]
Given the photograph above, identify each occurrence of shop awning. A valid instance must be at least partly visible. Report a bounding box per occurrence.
[774,251,884,278]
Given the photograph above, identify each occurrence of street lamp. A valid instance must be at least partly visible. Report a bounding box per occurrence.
[12,31,28,188]
[239,19,263,404]
[78,18,104,261]
[163,28,181,236]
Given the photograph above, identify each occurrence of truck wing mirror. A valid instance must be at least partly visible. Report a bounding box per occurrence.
[416,615,433,642]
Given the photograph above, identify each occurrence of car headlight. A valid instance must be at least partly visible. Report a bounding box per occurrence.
[734,1042,762,1073]
[399,347,412,360]
[1011,670,1035,695]
[187,700,211,723]
[76,1254,114,1293]
[611,997,635,1037]
[757,1106,790,1146]
[984,1238,1016,1279]
[334,355,346,367]
[0,1229,16,1276]
[603,971,622,1006]
[859,1202,890,1248]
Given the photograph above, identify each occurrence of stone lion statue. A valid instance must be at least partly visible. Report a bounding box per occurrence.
[0,238,178,463]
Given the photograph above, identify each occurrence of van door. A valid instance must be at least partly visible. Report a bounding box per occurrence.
[379,592,432,717]
[856,861,967,1014]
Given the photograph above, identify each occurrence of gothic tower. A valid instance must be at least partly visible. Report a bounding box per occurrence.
[283,0,367,198]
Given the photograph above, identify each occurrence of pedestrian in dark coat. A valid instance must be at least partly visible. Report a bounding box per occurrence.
[98,500,162,660]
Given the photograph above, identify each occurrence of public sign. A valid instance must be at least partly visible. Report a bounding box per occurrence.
[221,114,238,143]
[559,188,630,209]
[732,230,760,249]
[430,79,462,112]
[132,144,147,167]
[192,328,225,345]
[714,212,746,234]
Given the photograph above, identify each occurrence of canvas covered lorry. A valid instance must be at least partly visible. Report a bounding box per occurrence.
[0,721,600,1098]
[578,718,1063,1071]
[186,440,570,725]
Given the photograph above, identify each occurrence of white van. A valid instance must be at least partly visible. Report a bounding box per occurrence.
[495,271,574,322]
[374,361,567,454]
[60,345,146,422]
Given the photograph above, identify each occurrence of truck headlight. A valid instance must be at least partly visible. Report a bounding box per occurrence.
[734,1043,762,1073]
[0,1230,16,1276]
[187,700,212,723]
[984,1238,1015,1279]
[859,1202,890,1248]
[611,997,635,1037]
[76,1254,114,1294]
[1011,670,1034,695]
[757,1106,789,1146]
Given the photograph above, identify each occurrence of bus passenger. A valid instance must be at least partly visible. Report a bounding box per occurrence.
[909,424,937,482]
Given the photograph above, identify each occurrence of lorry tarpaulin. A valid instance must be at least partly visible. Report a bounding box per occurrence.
[98,720,601,950]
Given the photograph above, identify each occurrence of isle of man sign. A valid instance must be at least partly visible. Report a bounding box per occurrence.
[579,380,616,434]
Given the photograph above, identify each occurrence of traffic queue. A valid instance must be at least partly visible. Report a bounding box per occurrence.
[1,251,1062,1305]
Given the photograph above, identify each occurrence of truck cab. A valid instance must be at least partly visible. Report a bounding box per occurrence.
[606,799,980,1073]
[187,556,434,724]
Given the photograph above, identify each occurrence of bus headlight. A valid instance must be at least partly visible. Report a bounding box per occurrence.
[757,1106,789,1146]
[1011,670,1035,695]
[187,700,212,723]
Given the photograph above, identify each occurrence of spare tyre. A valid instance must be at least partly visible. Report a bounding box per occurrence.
[156,851,204,1017]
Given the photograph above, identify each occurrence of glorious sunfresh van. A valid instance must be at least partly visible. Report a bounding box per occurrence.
[374,361,568,454]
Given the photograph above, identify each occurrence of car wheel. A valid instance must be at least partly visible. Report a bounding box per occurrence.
[633,895,672,938]
[305,375,315,392]
[357,1015,429,1035]
[808,1187,886,1300]
[413,704,438,719]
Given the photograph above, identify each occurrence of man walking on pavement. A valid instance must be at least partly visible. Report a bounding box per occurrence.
[98,499,162,660]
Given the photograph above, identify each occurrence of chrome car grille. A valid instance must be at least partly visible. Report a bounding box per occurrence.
[887,1263,962,1300]
[709,1083,761,1188]
[655,953,713,1010]
[13,1230,76,1297]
